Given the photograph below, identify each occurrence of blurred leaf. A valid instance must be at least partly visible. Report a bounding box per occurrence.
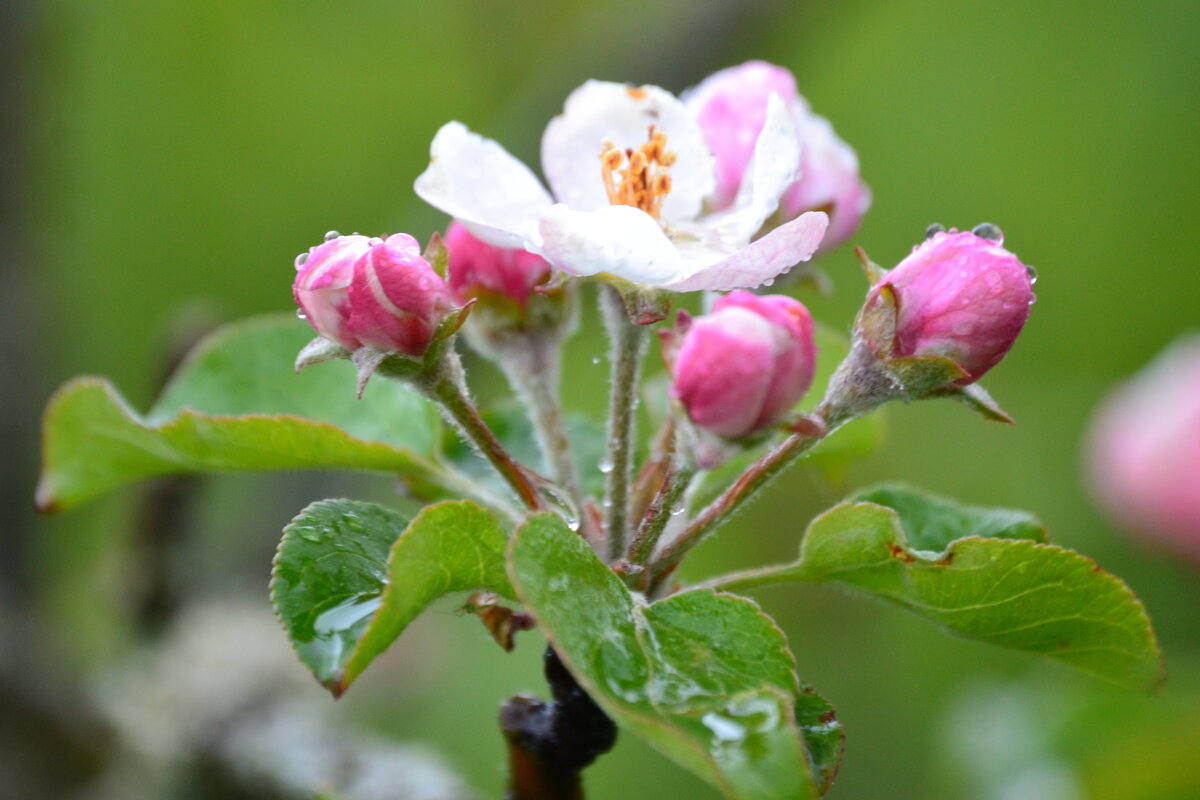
[747,500,1162,690]
[509,513,837,799]
[850,483,1047,549]
[272,499,511,696]
[37,314,444,512]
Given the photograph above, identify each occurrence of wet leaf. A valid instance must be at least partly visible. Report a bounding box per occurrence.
[37,314,442,512]
[509,513,838,799]
[752,499,1162,690]
[272,499,511,696]
[850,483,1047,549]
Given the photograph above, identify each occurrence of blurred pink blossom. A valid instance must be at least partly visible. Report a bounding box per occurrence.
[1087,336,1200,562]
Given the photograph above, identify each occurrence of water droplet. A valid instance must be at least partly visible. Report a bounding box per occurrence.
[924,223,945,240]
[313,592,383,635]
[297,527,322,543]
[670,503,686,516]
[566,517,581,532]
[324,230,341,241]
[295,308,307,320]
[762,278,775,287]
[368,236,384,247]
[972,222,1004,243]
[295,252,309,268]
[597,456,614,474]
[592,356,602,365]
[1029,292,1038,305]
[1026,264,1038,284]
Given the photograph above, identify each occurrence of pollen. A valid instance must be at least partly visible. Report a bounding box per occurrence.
[599,127,675,220]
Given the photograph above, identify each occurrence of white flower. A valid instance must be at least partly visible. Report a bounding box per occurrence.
[414,80,829,292]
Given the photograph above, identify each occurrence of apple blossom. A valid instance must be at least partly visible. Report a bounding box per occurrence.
[684,60,870,249]
[415,80,829,293]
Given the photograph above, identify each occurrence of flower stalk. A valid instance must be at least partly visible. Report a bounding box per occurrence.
[646,415,829,592]
[494,330,590,532]
[624,444,696,578]
[380,347,546,512]
[600,284,650,562]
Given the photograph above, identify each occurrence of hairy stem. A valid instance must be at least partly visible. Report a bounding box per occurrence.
[625,434,696,573]
[600,285,650,562]
[647,417,829,592]
[496,331,588,529]
[422,351,545,511]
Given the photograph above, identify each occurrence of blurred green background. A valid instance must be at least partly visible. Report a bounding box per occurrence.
[5,0,1199,798]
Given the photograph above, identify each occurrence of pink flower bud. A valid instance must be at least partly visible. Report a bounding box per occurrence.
[293,233,453,357]
[868,228,1034,383]
[1087,337,1200,563]
[293,234,373,350]
[685,60,870,249]
[445,222,551,308]
[669,290,816,440]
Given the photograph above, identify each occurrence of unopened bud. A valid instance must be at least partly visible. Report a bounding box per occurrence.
[862,227,1033,383]
[445,223,552,311]
[1087,336,1200,564]
[825,227,1034,426]
[667,291,816,443]
[293,234,373,350]
[293,233,453,358]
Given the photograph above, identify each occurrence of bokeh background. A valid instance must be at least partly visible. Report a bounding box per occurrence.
[4,1,1199,798]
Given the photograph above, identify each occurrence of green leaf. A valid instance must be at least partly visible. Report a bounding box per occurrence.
[769,501,1163,690]
[272,499,512,696]
[850,483,1047,550]
[509,513,838,799]
[37,314,443,512]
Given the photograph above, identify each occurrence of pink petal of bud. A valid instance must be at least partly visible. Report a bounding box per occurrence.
[346,233,454,356]
[445,222,551,308]
[293,234,374,350]
[873,229,1034,383]
[671,291,817,440]
[1087,337,1200,563]
[686,60,869,248]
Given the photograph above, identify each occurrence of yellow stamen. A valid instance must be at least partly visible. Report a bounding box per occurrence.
[597,126,676,220]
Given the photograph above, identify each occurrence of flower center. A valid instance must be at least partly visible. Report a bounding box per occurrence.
[599,127,675,220]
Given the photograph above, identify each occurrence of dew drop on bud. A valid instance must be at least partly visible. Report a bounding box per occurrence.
[324,230,341,241]
[295,308,307,319]
[368,236,383,247]
[971,222,1004,243]
[566,517,581,532]
[924,223,945,240]
[1026,264,1038,285]
[597,456,614,474]
[295,252,309,268]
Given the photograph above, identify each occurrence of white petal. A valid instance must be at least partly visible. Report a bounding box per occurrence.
[414,121,554,248]
[665,211,828,292]
[540,81,715,225]
[702,93,801,247]
[537,204,683,284]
